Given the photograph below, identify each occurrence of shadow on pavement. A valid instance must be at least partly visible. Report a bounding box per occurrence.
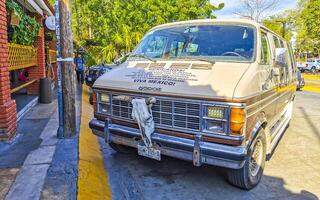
[101,142,319,200]
[299,107,320,143]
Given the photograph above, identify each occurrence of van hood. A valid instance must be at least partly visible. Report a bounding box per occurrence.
[93,61,250,99]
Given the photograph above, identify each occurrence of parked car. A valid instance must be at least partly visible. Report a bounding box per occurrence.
[296,70,305,90]
[304,58,320,73]
[85,64,113,87]
[297,62,306,72]
[89,19,297,190]
[86,64,113,104]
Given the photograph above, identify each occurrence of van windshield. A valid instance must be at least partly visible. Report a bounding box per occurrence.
[133,25,255,62]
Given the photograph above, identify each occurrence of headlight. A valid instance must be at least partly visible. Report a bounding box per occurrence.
[206,106,225,119]
[204,119,224,133]
[203,106,227,134]
[100,93,110,103]
[97,93,110,114]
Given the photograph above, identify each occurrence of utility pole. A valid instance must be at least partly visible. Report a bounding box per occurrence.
[55,0,76,137]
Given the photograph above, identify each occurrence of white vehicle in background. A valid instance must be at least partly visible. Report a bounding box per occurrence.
[297,62,306,72]
[305,58,320,73]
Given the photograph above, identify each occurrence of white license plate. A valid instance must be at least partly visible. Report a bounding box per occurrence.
[137,144,161,161]
[87,77,92,81]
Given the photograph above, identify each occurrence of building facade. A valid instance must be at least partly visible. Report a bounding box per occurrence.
[0,0,56,140]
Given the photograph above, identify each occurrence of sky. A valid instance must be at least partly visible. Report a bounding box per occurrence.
[211,0,299,19]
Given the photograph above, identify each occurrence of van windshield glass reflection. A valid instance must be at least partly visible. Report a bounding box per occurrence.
[133,25,255,62]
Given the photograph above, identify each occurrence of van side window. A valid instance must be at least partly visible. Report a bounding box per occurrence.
[279,39,285,48]
[273,36,280,48]
[261,32,270,64]
[288,44,296,74]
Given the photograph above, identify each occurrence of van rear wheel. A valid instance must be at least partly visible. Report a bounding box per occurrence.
[227,130,266,190]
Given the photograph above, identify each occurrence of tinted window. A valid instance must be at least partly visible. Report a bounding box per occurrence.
[273,36,280,48]
[134,25,255,62]
[261,32,270,64]
[279,40,285,48]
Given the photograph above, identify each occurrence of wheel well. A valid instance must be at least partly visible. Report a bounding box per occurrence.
[250,113,270,158]
[261,121,267,129]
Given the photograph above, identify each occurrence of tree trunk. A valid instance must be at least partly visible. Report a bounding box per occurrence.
[59,0,76,137]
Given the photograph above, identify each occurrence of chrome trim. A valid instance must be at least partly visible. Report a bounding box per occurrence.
[98,91,236,136]
[246,91,277,110]
[246,90,292,118]
[93,88,247,107]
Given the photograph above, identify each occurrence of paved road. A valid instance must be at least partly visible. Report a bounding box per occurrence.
[100,91,320,200]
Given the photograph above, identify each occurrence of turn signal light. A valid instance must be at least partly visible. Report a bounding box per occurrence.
[230,108,245,135]
[93,92,97,113]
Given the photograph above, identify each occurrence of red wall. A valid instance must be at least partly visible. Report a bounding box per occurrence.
[0,0,17,140]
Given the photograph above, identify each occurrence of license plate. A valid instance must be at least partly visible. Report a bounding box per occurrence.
[137,144,161,161]
[87,77,92,81]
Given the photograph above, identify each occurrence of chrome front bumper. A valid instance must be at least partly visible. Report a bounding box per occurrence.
[89,118,247,169]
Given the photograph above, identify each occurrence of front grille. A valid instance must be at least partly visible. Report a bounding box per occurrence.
[111,94,201,131]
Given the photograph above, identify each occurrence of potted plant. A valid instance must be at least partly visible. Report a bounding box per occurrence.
[45,32,54,41]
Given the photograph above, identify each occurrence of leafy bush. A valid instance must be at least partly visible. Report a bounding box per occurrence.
[6,0,41,46]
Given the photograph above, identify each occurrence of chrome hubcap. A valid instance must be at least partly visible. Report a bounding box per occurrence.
[249,139,263,177]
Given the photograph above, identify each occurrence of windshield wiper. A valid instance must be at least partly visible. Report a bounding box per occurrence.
[170,56,215,64]
[130,54,156,62]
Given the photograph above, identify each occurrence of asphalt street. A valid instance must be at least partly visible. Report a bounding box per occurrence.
[99,91,320,200]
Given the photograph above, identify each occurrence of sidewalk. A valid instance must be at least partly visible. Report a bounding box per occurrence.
[0,85,82,200]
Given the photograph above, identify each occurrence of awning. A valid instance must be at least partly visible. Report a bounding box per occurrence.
[34,0,53,16]
[16,0,43,16]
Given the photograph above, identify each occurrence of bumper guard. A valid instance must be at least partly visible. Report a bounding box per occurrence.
[89,118,247,169]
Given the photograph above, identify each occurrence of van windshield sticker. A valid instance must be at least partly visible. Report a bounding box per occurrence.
[125,68,198,86]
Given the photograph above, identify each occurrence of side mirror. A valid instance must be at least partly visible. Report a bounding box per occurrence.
[275,48,287,66]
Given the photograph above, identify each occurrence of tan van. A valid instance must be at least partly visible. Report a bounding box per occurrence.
[89,19,297,189]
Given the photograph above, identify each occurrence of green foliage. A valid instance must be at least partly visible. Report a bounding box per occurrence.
[72,0,224,65]
[262,0,320,55]
[262,12,294,41]
[301,0,320,42]
[296,0,320,54]
[6,0,41,46]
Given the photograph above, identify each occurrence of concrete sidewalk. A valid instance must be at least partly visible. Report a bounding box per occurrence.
[0,85,82,200]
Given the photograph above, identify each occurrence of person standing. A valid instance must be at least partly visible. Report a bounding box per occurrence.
[74,54,85,84]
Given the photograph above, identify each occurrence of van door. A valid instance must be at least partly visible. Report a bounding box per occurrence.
[275,38,293,114]
[259,31,277,127]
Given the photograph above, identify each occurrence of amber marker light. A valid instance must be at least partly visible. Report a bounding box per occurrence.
[230,108,246,135]
[93,92,97,113]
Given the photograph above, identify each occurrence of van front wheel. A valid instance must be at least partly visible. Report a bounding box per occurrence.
[227,130,266,190]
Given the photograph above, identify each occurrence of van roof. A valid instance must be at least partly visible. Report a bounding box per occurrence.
[151,19,284,40]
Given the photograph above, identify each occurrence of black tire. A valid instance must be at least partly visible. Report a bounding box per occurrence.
[227,130,266,190]
[311,67,316,73]
[109,143,135,154]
